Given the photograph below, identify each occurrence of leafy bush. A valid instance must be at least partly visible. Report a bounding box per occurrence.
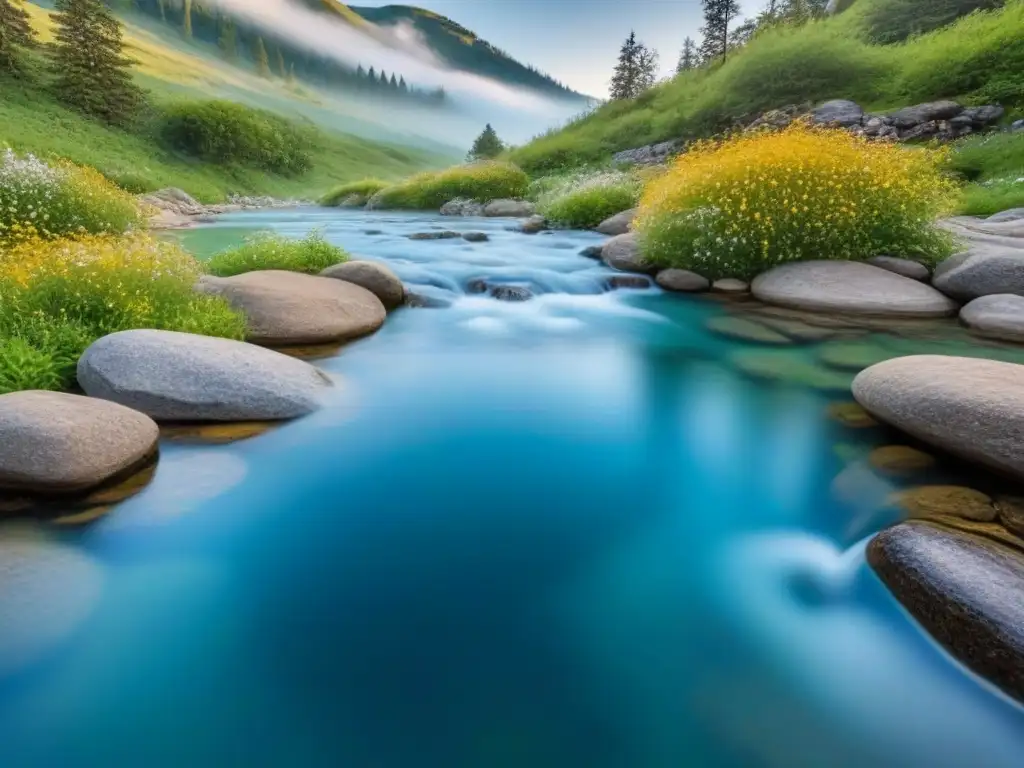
[636,123,958,280]
[320,179,390,206]
[535,170,645,228]
[0,233,246,392]
[206,231,348,277]
[859,0,1006,45]
[0,149,143,241]
[370,161,529,209]
[159,100,315,176]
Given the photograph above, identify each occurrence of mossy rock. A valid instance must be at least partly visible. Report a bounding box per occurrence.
[827,402,878,429]
[706,316,793,345]
[83,463,157,505]
[996,496,1024,540]
[869,445,936,476]
[732,350,854,392]
[160,422,278,445]
[890,486,997,522]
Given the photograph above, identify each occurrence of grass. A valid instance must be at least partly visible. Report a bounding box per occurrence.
[206,231,349,277]
[508,0,1024,175]
[370,161,530,210]
[533,169,647,228]
[320,179,391,206]
[950,131,1024,214]
[0,233,246,393]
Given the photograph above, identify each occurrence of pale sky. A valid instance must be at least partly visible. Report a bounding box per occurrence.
[350,0,720,97]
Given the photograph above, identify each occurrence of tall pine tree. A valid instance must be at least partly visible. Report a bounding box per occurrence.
[275,46,286,78]
[609,31,640,100]
[253,36,270,78]
[0,0,36,73]
[699,0,742,63]
[467,124,504,161]
[398,75,408,93]
[217,19,236,61]
[635,43,659,92]
[51,0,141,124]
[676,37,698,73]
[182,0,192,38]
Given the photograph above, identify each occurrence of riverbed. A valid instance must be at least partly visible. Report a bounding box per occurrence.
[1,208,1023,767]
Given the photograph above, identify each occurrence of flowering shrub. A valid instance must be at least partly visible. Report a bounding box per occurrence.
[0,149,143,241]
[370,161,529,210]
[206,230,348,277]
[636,123,958,280]
[535,169,647,229]
[0,233,246,392]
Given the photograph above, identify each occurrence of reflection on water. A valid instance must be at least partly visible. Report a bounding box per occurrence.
[1,208,1022,767]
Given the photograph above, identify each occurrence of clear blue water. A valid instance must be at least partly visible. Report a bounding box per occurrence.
[1,209,1023,767]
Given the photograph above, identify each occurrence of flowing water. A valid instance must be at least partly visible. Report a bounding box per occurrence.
[2,208,1024,767]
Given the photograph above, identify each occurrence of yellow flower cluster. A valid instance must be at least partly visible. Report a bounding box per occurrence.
[635,123,959,279]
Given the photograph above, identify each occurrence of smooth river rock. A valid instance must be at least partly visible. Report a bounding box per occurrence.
[320,260,405,310]
[752,260,958,317]
[867,256,930,281]
[596,208,637,236]
[656,269,710,292]
[868,520,1024,703]
[601,233,656,274]
[712,278,750,294]
[483,199,536,218]
[197,270,386,346]
[77,330,331,422]
[960,294,1024,343]
[0,391,158,493]
[932,247,1024,301]
[853,355,1024,482]
[520,215,548,234]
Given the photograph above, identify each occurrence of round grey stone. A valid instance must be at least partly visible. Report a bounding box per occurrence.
[960,294,1024,343]
[867,255,930,281]
[656,269,710,292]
[320,260,405,310]
[601,233,656,275]
[712,278,750,293]
[0,391,158,493]
[933,246,1024,301]
[483,199,535,218]
[853,355,1024,482]
[752,260,957,316]
[78,330,332,422]
[595,208,637,236]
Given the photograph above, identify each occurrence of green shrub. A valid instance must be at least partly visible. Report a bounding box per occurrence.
[371,161,530,210]
[0,233,246,392]
[0,149,143,240]
[320,179,390,206]
[536,170,644,228]
[636,124,958,280]
[159,100,315,176]
[206,231,348,277]
[858,0,1006,44]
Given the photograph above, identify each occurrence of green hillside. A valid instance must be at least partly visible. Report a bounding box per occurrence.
[509,0,1024,173]
[350,4,585,101]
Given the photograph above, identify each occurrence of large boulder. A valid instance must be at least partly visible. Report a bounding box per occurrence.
[960,294,1024,343]
[810,100,864,128]
[77,330,332,422]
[852,355,1024,482]
[888,100,963,128]
[751,260,958,317]
[320,260,404,310]
[656,269,710,293]
[483,199,536,218]
[868,520,1024,703]
[596,208,637,236]
[867,255,929,281]
[932,247,1024,301]
[988,208,1024,224]
[601,233,657,274]
[0,391,158,493]
[197,270,386,346]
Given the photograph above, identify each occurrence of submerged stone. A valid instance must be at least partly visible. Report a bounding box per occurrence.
[732,350,854,392]
[408,231,461,240]
[889,485,996,522]
[827,402,878,429]
[869,446,936,476]
[706,316,792,345]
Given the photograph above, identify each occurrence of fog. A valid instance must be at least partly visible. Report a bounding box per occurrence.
[205,0,592,148]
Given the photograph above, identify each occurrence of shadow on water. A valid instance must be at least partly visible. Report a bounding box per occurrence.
[1,209,1023,767]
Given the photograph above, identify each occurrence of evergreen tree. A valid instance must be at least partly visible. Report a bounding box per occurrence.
[729,17,759,48]
[609,31,640,100]
[182,0,192,38]
[368,66,376,82]
[379,69,388,87]
[467,123,505,161]
[389,73,398,90]
[399,75,408,93]
[217,19,236,61]
[275,46,286,78]
[635,43,659,92]
[254,36,270,78]
[0,0,36,73]
[699,0,742,63]
[287,61,295,85]
[51,0,142,124]
[676,36,698,73]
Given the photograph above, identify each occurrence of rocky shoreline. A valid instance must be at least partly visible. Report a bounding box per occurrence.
[143,187,313,230]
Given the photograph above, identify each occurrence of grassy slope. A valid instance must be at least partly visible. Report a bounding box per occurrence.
[1,4,453,202]
[509,0,1024,174]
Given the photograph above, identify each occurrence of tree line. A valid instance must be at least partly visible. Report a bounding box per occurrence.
[610,0,830,100]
